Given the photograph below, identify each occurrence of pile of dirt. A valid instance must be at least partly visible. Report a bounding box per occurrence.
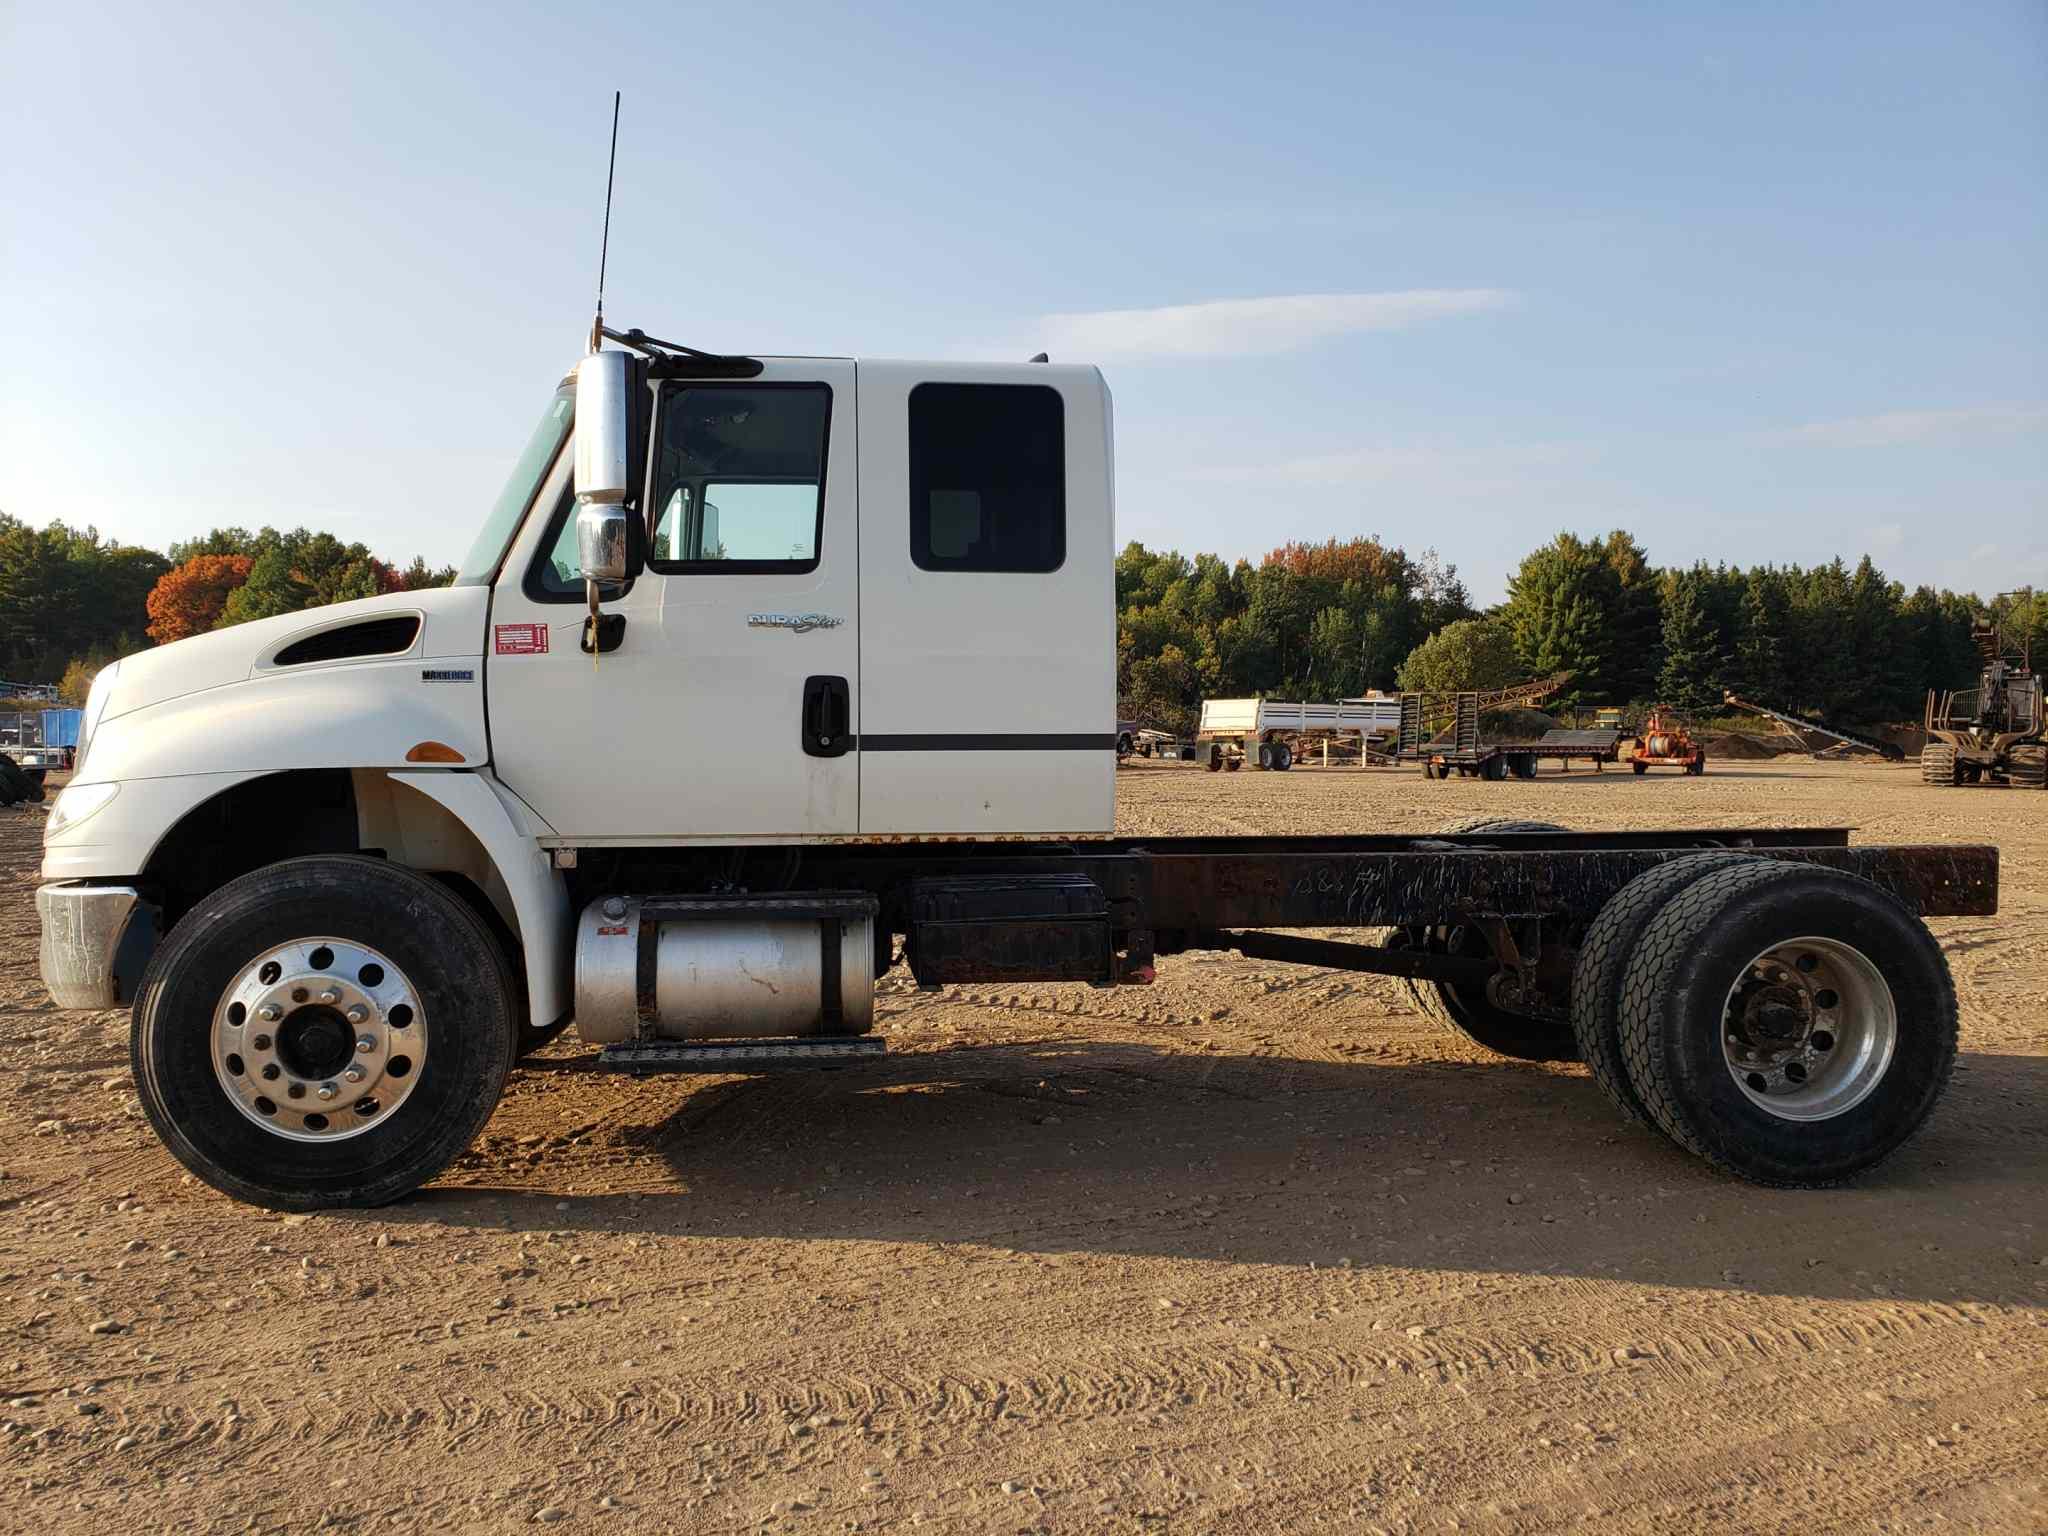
[1701,730,1784,760]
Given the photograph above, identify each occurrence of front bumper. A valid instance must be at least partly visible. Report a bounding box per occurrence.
[36,882,159,1010]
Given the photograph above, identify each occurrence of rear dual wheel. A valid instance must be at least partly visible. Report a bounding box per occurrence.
[132,855,517,1210]
[1578,857,1955,1185]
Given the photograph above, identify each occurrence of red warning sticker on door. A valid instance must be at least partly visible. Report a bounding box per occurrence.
[494,622,550,655]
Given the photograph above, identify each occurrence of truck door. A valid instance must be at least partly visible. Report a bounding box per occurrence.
[486,360,859,840]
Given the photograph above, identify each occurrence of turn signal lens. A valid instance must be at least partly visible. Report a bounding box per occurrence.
[46,781,120,840]
[404,741,466,764]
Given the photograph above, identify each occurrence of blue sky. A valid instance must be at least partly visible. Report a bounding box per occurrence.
[3,1,2043,603]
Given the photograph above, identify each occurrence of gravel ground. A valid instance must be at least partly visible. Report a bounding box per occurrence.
[2,757,2043,1533]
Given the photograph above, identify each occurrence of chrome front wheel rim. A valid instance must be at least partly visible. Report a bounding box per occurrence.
[1721,935,1895,1121]
[211,938,427,1142]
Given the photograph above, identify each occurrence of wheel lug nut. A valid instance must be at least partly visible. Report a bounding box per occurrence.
[287,1082,305,1099]
[318,988,340,1005]
[356,1035,376,1054]
[261,1064,280,1081]
[257,1003,282,1022]
[253,1034,273,1051]
[345,1005,368,1024]
[344,1066,366,1084]
[316,1082,338,1101]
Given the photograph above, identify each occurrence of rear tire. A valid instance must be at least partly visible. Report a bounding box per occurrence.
[1615,861,1956,1185]
[1383,816,1577,1062]
[1271,741,1292,771]
[1571,852,1762,1129]
[131,855,517,1210]
[1920,744,1959,786]
[1509,753,1536,780]
[2010,744,2046,789]
[1206,745,1223,772]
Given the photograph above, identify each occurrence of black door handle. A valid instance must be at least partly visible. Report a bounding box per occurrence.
[802,675,852,758]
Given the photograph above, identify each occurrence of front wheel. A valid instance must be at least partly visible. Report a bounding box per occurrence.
[131,855,517,1210]
[1632,759,1648,775]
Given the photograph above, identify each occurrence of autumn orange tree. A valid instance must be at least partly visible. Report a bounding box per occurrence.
[144,554,254,644]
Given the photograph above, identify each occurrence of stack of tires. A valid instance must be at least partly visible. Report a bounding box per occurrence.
[0,753,44,807]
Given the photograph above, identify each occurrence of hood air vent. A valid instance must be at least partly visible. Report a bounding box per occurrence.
[273,616,421,667]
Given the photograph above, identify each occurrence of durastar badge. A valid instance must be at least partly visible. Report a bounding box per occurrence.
[747,613,844,633]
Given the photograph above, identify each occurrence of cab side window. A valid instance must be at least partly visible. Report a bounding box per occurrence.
[909,383,1064,573]
[650,385,831,573]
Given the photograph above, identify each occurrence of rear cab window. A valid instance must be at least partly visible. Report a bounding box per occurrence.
[909,383,1064,572]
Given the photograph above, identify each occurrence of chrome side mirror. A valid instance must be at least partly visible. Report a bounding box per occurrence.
[574,350,630,506]
[576,502,628,585]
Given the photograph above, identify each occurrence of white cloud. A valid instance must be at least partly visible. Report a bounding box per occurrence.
[1776,404,2048,448]
[1038,289,1513,362]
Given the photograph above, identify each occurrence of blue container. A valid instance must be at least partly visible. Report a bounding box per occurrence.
[40,708,83,749]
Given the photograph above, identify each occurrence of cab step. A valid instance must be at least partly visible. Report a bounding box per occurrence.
[596,1037,886,1074]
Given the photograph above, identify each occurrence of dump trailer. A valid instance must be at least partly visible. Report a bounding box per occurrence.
[35,332,1999,1210]
[1922,599,2045,789]
[1195,695,1401,771]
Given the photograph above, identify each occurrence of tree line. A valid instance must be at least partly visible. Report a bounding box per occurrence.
[1119,531,2043,736]
[0,512,454,703]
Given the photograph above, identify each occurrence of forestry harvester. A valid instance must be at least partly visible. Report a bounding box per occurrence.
[1921,593,2045,790]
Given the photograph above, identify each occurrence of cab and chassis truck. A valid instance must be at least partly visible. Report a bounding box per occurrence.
[36,333,1998,1209]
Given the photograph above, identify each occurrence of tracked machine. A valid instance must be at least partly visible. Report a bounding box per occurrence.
[1922,595,2044,790]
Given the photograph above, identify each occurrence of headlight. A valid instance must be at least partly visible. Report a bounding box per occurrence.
[45,782,120,840]
[76,660,120,774]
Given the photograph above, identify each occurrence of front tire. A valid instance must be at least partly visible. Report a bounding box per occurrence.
[1615,862,1957,1185]
[131,855,517,1210]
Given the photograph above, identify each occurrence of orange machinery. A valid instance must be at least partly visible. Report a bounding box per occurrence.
[1628,707,1706,776]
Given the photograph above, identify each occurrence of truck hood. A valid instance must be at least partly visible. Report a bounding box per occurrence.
[102,586,489,724]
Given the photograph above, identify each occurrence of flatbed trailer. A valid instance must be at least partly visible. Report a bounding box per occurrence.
[1395,692,1618,780]
[1413,733,1622,781]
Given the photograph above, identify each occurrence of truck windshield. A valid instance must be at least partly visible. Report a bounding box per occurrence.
[453,386,575,586]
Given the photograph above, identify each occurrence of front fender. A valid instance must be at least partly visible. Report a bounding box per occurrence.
[388,772,570,1028]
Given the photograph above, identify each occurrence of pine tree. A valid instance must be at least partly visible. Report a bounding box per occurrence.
[1656,568,1724,714]
[1734,568,1792,704]
[1502,534,1622,702]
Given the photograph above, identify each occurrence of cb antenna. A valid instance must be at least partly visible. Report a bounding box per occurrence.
[588,90,621,353]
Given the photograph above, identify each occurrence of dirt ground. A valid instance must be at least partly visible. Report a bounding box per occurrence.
[3,758,2044,1534]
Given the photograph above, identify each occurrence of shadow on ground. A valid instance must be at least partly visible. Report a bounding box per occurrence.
[385,1040,2048,1309]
